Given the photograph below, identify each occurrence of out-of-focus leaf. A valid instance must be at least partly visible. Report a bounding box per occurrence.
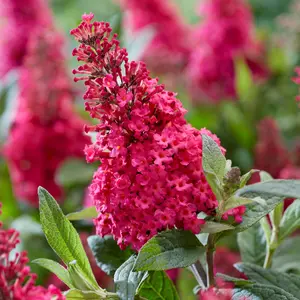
[67,206,97,221]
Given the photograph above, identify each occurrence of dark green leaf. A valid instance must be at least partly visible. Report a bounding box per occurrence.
[32,258,73,288]
[279,199,300,241]
[233,284,298,300]
[137,271,180,300]
[114,255,146,300]
[38,187,98,290]
[216,273,254,287]
[234,263,300,298]
[67,206,98,221]
[88,235,133,276]
[237,222,266,266]
[134,229,204,271]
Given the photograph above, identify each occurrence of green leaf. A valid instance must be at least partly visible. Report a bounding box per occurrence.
[134,229,204,271]
[227,180,300,234]
[137,271,180,300]
[201,221,235,234]
[114,255,146,300]
[237,222,266,266]
[240,169,259,188]
[234,263,300,299]
[65,289,114,300]
[202,134,226,200]
[272,237,300,273]
[32,258,74,288]
[38,187,98,290]
[67,206,98,221]
[216,273,254,287]
[259,171,273,182]
[223,196,254,211]
[279,199,300,241]
[88,235,133,276]
[177,269,198,300]
[232,284,298,300]
[56,159,96,187]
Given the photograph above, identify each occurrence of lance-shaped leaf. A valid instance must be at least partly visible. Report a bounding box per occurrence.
[200,221,234,234]
[234,263,300,299]
[67,206,98,221]
[38,187,98,290]
[134,229,204,271]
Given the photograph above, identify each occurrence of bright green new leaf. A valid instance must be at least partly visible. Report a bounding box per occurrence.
[32,258,74,288]
[88,235,133,276]
[65,289,117,300]
[200,221,235,234]
[114,256,146,300]
[38,187,98,290]
[134,229,204,271]
[279,199,300,241]
[237,222,266,266]
[234,263,300,299]
[67,206,98,221]
[138,271,180,300]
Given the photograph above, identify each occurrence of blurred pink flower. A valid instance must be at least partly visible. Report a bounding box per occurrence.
[187,0,268,102]
[0,0,52,77]
[4,30,89,206]
[0,204,64,299]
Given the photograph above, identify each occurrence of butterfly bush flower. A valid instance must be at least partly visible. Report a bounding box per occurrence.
[71,14,245,250]
[0,0,52,77]
[187,0,268,102]
[119,0,191,73]
[4,30,90,206]
[0,204,64,299]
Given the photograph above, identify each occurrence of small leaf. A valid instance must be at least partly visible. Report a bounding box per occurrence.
[234,263,300,299]
[32,258,74,288]
[202,134,226,185]
[233,284,298,300]
[67,206,98,221]
[237,222,266,266]
[134,229,204,271]
[114,255,146,300]
[259,171,273,182]
[38,187,98,290]
[137,271,180,300]
[279,199,300,241]
[65,289,111,300]
[216,273,254,287]
[223,196,253,211]
[88,235,133,276]
[201,221,235,234]
[240,169,259,188]
[225,159,232,173]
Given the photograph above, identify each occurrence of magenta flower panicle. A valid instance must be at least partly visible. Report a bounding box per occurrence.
[71,14,245,250]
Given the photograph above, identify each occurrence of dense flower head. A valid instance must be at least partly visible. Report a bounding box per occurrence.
[4,30,90,206]
[0,0,52,77]
[187,0,268,102]
[0,204,64,299]
[254,118,290,178]
[71,14,245,250]
[119,0,191,73]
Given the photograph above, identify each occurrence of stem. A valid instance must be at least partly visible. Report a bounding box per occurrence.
[263,246,275,269]
[190,260,207,289]
[206,235,215,287]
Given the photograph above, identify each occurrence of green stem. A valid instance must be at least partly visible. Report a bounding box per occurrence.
[263,246,275,269]
[206,235,215,287]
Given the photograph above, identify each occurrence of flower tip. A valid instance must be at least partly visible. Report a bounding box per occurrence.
[82,12,94,23]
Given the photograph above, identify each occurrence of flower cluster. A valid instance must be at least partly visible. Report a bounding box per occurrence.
[4,30,90,206]
[187,0,268,102]
[71,14,245,250]
[119,0,191,73]
[0,204,64,299]
[0,0,52,77]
